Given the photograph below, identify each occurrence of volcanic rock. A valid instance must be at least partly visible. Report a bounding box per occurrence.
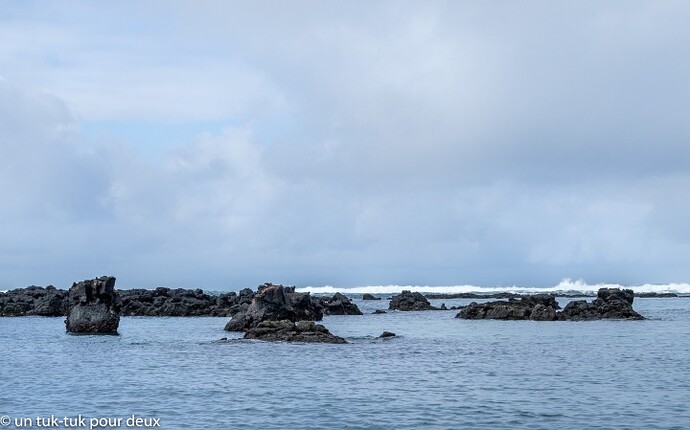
[318,293,363,315]
[456,289,644,321]
[456,295,560,321]
[559,288,644,321]
[65,276,120,334]
[224,283,323,332]
[389,290,437,311]
[0,286,68,316]
[243,320,347,344]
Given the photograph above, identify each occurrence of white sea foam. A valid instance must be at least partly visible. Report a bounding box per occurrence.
[296,278,690,295]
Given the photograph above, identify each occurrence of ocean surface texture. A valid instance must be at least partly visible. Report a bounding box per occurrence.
[1,294,689,429]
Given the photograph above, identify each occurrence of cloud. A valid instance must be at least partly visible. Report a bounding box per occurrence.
[1,2,690,289]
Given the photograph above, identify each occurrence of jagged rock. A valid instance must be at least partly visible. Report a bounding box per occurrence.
[362,294,381,300]
[244,320,347,344]
[0,285,68,316]
[456,295,560,321]
[120,287,254,317]
[225,283,323,332]
[1,284,259,318]
[379,331,396,338]
[318,293,363,315]
[559,288,644,320]
[389,290,437,311]
[440,303,448,310]
[65,276,120,334]
[456,289,644,321]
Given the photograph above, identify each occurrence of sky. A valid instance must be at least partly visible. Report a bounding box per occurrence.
[1,0,690,290]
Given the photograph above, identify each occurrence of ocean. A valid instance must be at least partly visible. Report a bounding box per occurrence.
[1,286,689,429]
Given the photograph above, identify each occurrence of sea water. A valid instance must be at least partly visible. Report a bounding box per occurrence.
[1,296,689,429]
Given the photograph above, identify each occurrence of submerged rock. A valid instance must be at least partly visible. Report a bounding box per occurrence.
[362,294,381,301]
[244,320,347,344]
[379,331,396,338]
[318,292,363,315]
[224,283,323,332]
[373,309,387,314]
[65,276,120,334]
[389,290,437,311]
[456,289,644,321]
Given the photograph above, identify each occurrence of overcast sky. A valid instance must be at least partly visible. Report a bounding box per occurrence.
[2,1,690,290]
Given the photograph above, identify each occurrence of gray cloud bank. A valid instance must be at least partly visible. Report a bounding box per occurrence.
[1,1,690,289]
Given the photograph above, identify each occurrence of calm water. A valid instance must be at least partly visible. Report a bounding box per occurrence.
[1,297,689,429]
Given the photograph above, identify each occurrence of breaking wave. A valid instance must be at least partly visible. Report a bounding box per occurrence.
[296,278,690,295]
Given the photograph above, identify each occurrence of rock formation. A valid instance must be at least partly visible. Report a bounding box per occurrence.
[362,294,381,300]
[558,288,644,320]
[119,287,253,317]
[244,320,347,344]
[456,289,644,321]
[318,293,363,315]
[389,290,437,311]
[0,286,68,316]
[224,283,323,331]
[456,295,560,321]
[65,276,121,334]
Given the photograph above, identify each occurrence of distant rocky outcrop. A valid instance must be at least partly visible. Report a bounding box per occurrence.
[426,292,525,300]
[65,276,121,334]
[244,320,347,344]
[457,295,560,321]
[119,287,253,317]
[362,294,381,300]
[0,286,68,316]
[317,293,363,315]
[559,288,644,321]
[379,331,396,338]
[1,284,256,317]
[389,290,437,311]
[456,288,644,321]
[635,292,678,298]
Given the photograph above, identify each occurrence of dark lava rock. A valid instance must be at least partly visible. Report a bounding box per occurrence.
[318,293,363,315]
[456,289,644,321]
[426,292,521,300]
[119,287,253,317]
[225,283,323,332]
[559,288,644,321]
[0,285,68,316]
[456,295,560,321]
[635,292,678,298]
[65,276,120,334]
[362,294,381,300]
[389,290,437,311]
[244,320,347,344]
[373,309,387,314]
[2,284,256,318]
[379,331,396,338]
